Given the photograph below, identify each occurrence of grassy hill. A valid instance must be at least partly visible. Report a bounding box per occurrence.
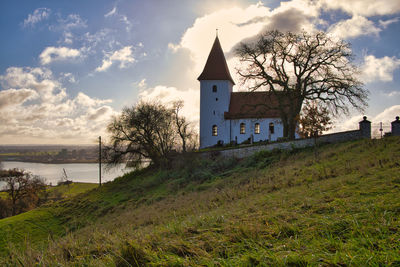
[0,137,399,266]
[0,182,97,200]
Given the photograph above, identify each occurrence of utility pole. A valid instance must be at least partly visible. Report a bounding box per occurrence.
[99,136,102,186]
[380,122,383,139]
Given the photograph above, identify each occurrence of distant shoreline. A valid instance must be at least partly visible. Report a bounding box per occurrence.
[0,158,99,164]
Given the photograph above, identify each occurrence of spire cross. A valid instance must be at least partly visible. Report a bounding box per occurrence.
[216,28,218,37]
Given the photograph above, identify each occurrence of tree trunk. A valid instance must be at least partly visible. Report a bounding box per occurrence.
[182,138,186,153]
[288,116,297,140]
[287,100,302,140]
[280,97,301,140]
[11,197,16,216]
[282,114,297,140]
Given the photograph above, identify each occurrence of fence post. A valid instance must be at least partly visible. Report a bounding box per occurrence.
[392,116,400,136]
[359,116,371,139]
[99,136,102,186]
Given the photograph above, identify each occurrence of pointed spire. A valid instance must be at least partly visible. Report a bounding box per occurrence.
[197,35,235,85]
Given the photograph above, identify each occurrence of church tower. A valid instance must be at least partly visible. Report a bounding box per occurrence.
[198,35,235,148]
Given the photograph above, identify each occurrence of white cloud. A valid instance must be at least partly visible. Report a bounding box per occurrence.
[86,106,114,121]
[39,46,81,65]
[373,105,400,123]
[103,6,132,32]
[48,13,87,44]
[379,17,400,28]
[0,89,38,109]
[95,46,135,72]
[0,67,115,144]
[362,55,400,83]
[23,8,51,28]
[61,72,76,83]
[80,29,113,55]
[62,32,74,44]
[169,1,321,85]
[328,15,381,39]
[138,79,147,88]
[51,14,87,31]
[319,0,400,17]
[170,4,270,73]
[268,0,320,31]
[105,7,117,17]
[74,92,112,107]
[139,85,199,124]
[119,15,133,32]
[386,91,400,97]
[331,115,363,132]
[0,67,63,102]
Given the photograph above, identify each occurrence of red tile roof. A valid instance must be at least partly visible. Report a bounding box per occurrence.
[224,91,283,119]
[197,36,235,85]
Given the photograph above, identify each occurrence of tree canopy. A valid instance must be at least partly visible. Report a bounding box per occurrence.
[104,101,197,168]
[0,169,46,217]
[235,30,368,139]
[298,101,332,138]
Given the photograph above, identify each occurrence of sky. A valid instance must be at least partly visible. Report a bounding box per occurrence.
[0,0,399,144]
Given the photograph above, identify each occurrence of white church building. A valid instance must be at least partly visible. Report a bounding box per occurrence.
[198,35,286,149]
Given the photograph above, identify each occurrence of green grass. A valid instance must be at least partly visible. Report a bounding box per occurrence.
[0,209,65,257]
[1,137,399,266]
[1,182,97,200]
[47,182,98,199]
[0,182,98,255]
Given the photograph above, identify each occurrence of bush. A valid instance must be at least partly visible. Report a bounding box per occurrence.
[0,169,47,217]
[0,198,11,219]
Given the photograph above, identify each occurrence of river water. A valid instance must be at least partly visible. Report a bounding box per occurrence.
[0,161,132,188]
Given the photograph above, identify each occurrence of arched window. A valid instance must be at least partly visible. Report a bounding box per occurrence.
[269,122,274,134]
[254,123,260,134]
[212,125,218,136]
[240,123,246,134]
[212,85,217,92]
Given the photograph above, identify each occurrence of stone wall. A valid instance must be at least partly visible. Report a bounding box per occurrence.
[200,117,371,159]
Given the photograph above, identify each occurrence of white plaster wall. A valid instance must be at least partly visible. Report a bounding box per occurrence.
[230,118,283,144]
[200,80,233,148]
[201,129,364,160]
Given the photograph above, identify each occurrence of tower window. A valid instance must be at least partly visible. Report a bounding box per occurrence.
[213,110,215,115]
[255,123,260,134]
[212,125,218,136]
[240,123,246,134]
[216,98,218,101]
[269,122,274,134]
[212,85,217,92]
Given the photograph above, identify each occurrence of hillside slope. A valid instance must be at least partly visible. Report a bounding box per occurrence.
[1,137,399,266]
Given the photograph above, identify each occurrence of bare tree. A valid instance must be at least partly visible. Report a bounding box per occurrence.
[235,30,368,139]
[0,169,46,216]
[104,101,196,168]
[172,101,198,153]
